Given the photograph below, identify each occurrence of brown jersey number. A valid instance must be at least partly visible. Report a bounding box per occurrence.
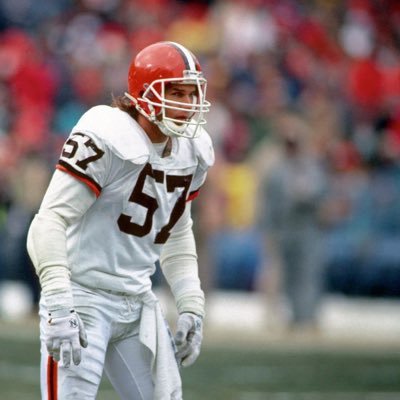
[118,163,193,244]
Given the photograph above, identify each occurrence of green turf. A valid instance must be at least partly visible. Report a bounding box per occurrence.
[1,336,400,400]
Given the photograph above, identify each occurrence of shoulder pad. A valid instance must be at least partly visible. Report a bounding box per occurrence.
[192,127,215,169]
[72,105,150,164]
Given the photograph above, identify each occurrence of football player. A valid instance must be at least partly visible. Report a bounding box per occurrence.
[27,41,214,400]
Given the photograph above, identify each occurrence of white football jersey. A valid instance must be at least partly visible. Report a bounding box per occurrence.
[56,105,214,295]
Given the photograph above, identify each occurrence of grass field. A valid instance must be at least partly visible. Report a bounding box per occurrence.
[1,319,400,400]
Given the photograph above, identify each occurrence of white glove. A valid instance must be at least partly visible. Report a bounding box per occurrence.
[174,312,203,367]
[46,309,88,367]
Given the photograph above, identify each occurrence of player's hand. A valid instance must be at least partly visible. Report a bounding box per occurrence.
[46,309,88,367]
[174,312,203,367]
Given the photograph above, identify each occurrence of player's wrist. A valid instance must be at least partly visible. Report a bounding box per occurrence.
[176,293,205,318]
[39,265,74,312]
[48,308,75,318]
[179,311,202,318]
[44,290,74,314]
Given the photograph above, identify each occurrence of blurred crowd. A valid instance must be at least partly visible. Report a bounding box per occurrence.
[1,0,400,325]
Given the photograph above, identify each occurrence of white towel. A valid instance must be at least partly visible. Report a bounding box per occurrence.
[139,291,182,400]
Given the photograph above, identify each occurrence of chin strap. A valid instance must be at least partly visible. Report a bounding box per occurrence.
[156,119,189,138]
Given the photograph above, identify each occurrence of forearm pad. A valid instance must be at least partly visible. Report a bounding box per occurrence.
[160,220,205,318]
[27,210,73,311]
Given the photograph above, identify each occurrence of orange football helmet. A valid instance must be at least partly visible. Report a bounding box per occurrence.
[125,41,210,138]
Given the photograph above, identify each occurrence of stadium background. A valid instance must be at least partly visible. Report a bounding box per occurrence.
[0,0,400,398]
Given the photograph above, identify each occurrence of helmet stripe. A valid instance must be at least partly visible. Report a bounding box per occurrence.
[167,42,197,71]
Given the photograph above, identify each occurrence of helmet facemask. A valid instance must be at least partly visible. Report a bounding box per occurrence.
[126,70,210,138]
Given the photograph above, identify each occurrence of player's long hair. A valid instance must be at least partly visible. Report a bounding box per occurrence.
[111,94,139,120]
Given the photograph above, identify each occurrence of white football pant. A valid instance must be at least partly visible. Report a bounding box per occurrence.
[39,283,159,399]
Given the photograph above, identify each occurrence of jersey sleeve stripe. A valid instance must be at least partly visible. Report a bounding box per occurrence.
[187,189,200,202]
[56,160,102,197]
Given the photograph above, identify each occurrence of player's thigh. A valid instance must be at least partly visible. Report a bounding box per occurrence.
[40,336,107,400]
[104,334,154,400]
[39,294,111,399]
